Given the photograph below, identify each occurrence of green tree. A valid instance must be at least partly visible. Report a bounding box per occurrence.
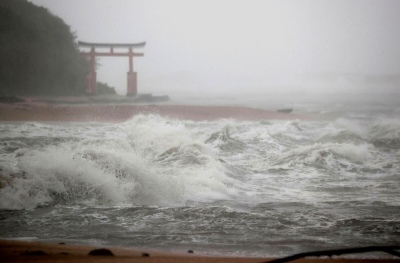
[0,0,89,95]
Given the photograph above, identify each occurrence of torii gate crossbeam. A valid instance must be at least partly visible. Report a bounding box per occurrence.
[78,41,146,96]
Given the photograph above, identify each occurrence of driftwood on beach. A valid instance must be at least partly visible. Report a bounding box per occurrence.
[276,108,293,113]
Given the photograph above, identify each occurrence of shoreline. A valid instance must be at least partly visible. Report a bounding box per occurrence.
[0,239,397,263]
[0,102,310,123]
[0,239,268,262]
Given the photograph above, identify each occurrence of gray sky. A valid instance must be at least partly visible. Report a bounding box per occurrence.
[29,0,400,95]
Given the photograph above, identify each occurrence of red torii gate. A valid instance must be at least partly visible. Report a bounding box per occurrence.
[78,41,146,96]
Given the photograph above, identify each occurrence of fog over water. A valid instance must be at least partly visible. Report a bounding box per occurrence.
[28,0,400,96]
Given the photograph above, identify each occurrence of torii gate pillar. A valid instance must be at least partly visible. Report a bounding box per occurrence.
[86,47,97,94]
[127,72,137,96]
[127,47,137,96]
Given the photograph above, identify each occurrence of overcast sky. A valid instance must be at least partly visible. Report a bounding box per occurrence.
[29,0,400,95]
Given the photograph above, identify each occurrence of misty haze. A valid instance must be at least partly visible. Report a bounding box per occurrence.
[0,0,399,260]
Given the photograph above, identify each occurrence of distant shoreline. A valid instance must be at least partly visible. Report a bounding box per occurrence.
[0,96,309,122]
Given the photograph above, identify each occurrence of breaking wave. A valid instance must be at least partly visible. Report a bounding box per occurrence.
[367,118,400,148]
[0,116,236,209]
[0,114,398,210]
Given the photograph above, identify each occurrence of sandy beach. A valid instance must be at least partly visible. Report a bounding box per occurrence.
[0,98,308,122]
[1,239,398,263]
[0,239,266,262]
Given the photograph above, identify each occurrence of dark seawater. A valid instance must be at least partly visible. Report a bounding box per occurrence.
[0,92,399,257]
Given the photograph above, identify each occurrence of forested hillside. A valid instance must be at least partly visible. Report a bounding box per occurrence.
[0,0,88,96]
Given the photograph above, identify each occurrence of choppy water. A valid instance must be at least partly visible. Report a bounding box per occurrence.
[0,92,399,257]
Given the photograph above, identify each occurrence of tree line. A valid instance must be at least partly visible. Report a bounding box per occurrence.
[0,0,89,96]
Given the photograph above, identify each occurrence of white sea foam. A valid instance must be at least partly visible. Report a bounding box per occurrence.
[0,115,238,209]
[1,103,400,258]
[0,113,398,210]
[368,117,400,142]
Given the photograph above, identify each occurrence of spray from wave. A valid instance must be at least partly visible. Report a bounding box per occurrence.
[0,111,399,257]
[0,115,239,209]
[0,114,398,210]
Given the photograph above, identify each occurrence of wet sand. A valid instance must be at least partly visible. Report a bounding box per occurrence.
[0,103,309,122]
[0,239,268,262]
[1,239,397,263]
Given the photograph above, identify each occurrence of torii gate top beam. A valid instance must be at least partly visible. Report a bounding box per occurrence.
[78,41,145,57]
[78,41,146,48]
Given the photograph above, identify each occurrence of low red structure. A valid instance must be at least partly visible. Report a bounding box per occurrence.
[78,41,145,96]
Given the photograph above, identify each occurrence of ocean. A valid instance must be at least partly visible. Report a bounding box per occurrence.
[0,92,399,258]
